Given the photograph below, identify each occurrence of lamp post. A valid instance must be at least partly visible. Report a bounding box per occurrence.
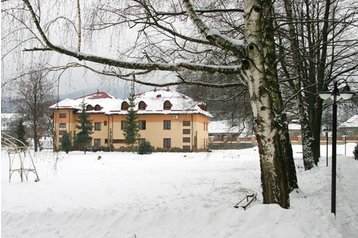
[319,81,354,216]
[343,134,347,157]
[323,127,330,167]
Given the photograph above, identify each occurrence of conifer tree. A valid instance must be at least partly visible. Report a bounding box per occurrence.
[13,118,28,147]
[123,90,140,146]
[75,101,93,153]
[61,131,71,154]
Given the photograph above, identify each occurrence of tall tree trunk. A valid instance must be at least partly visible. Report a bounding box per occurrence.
[242,0,291,208]
[283,0,315,170]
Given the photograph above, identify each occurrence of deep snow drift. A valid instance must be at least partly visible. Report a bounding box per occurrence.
[1,144,357,238]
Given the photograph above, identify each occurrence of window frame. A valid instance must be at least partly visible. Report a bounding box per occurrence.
[183,129,191,134]
[139,120,146,130]
[163,120,171,130]
[163,138,171,149]
[59,122,66,129]
[59,113,66,118]
[183,121,191,126]
[94,122,101,131]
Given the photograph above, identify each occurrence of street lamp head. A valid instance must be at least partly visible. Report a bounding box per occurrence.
[340,84,354,100]
[323,127,330,133]
[319,93,332,100]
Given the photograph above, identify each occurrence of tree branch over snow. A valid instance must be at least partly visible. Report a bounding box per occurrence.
[182,0,245,59]
[21,0,241,75]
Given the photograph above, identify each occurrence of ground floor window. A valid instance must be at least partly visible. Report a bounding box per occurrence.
[163,138,171,149]
[94,138,101,149]
[183,145,191,152]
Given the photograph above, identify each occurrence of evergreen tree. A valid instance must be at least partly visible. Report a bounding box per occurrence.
[13,118,28,147]
[75,102,93,153]
[123,93,140,145]
[61,131,71,154]
[354,144,358,160]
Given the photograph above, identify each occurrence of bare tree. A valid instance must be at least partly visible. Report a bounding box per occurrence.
[15,69,55,152]
[276,0,358,169]
[2,0,299,208]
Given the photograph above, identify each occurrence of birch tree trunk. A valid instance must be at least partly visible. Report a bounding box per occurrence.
[242,0,290,208]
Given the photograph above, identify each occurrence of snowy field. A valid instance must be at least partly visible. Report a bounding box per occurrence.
[1,144,357,238]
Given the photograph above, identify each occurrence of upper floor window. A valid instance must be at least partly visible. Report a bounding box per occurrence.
[86,105,93,111]
[139,120,146,130]
[121,101,129,110]
[163,100,172,110]
[183,129,191,134]
[138,101,147,110]
[164,120,171,130]
[59,113,66,118]
[183,121,191,126]
[94,122,101,131]
[59,123,66,129]
[121,120,127,130]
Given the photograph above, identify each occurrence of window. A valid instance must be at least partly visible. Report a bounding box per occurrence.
[94,138,101,149]
[138,138,146,144]
[121,101,129,110]
[59,113,66,118]
[183,129,191,134]
[183,121,191,126]
[121,120,127,130]
[183,146,191,152]
[183,137,190,143]
[94,104,102,111]
[59,130,67,135]
[138,101,147,110]
[59,123,66,129]
[163,138,171,149]
[163,100,172,110]
[139,120,146,130]
[113,139,125,144]
[163,120,171,130]
[86,105,93,111]
[94,122,101,131]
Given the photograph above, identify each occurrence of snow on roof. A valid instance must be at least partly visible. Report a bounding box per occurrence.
[288,123,301,130]
[49,92,121,113]
[108,89,212,117]
[339,115,358,128]
[50,89,212,117]
[208,120,243,134]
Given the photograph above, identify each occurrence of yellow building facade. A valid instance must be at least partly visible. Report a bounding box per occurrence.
[50,89,211,152]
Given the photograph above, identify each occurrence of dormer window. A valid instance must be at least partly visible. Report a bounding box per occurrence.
[138,101,147,110]
[94,104,102,111]
[163,100,172,110]
[121,101,129,110]
[86,105,93,111]
[197,103,207,111]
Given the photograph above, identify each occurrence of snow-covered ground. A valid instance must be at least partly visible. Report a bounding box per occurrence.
[1,144,357,238]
